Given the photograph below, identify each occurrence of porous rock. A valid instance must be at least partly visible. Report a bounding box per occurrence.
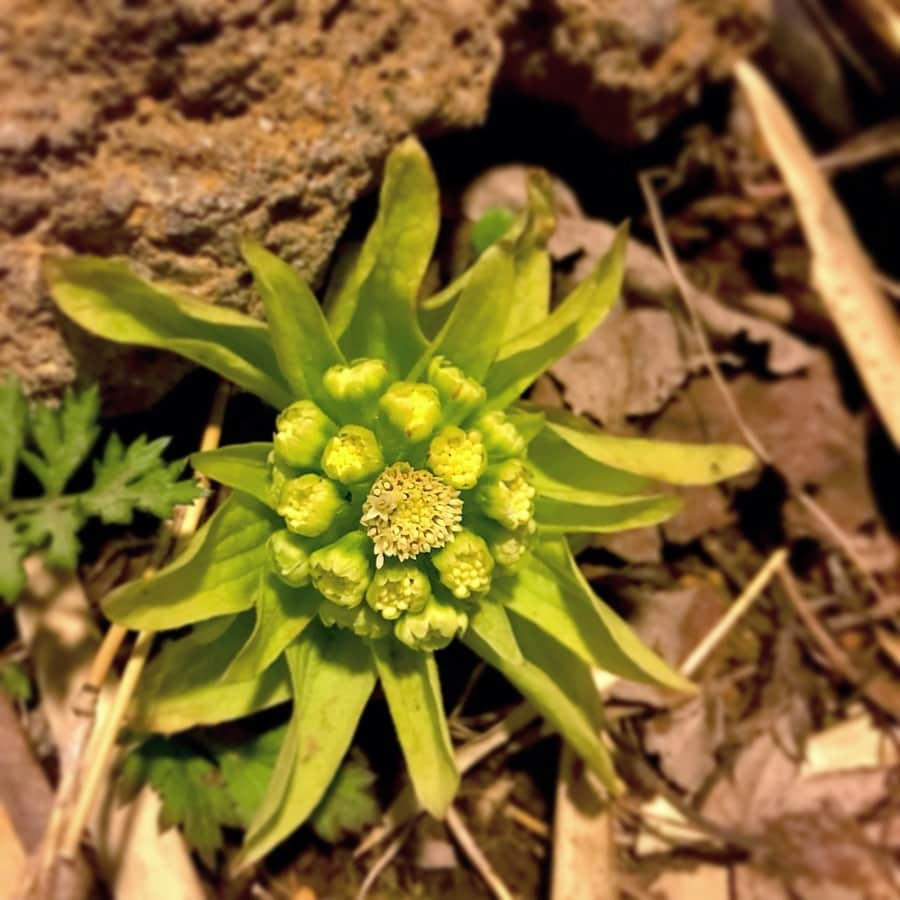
[0,0,768,411]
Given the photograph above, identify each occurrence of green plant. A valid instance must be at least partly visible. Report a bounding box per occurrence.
[0,377,202,602]
[46,138,754,866]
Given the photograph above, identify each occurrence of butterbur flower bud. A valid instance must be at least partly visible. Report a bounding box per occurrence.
[427,426,486,490]
[267,450,295,507]
[476,459,536,531]
[378,382,442,443]
[273,400,336,469]
[479,518,534,571]
[431,529,494,600]
[475,410,525,460]
[323,358,389,404]
[319,598,391,639]
[309,531,373,608]
[267,529,313,586]
[320,425,384,485]
[394,595,468,652]
[278,473,347,537]
[366,562,432,620]
[427,356,486,424]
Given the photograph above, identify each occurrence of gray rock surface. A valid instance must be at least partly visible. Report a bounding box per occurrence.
[0,0,767,411]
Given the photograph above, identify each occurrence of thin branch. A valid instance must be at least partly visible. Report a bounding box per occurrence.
[46,379,231,874]
[355,821,414,900]
[446,806,514,900]
[638,170,884,602]
[679,548,788,678]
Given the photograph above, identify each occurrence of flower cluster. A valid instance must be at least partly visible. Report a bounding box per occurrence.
[264,354,536,651]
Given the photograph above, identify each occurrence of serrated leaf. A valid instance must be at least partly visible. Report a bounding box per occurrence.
[236,622,376,869]
[80,434,202,524]
[190,443,274,508]
[131,614,291,734]
[538,408,757,485]
[484,223,628,408]
[0,517,26,603]
[534,493,682,533]
[0,376,27,504]
[242,240,345,411]
[18,503,83,571]
[120,735,241,865]
[45,256,294,409]
[309,750,380,843]
[371,639,458,818]
[338,138,438,375]
[465,614,619,791]
[103,493,278,631]
[215,724,287,825]
[496,539,694,693]
[20,386,100,496]
[224,575,319,682]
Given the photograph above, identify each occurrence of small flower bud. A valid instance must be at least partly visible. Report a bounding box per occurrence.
[479,518,534,571]
[427,426,486,490]
[394,595,468,652]
[273,400,336,469]
[474,410,525,461]
[430,529,494,600]
[278,473,347,537]
[378,381,442,443]
[427,356,486,425]
[475,459,536,531]
[266,529,313,586]
[267,450,296,507]
[320,425,384,485]
[366,562,432,620]
[309,531,373,608]
[319,598,391,639]
[323,358,390,404]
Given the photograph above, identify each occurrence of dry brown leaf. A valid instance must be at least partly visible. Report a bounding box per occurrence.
[0,805,26,900]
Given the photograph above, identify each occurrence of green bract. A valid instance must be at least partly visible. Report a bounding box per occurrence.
[46,138,756,867]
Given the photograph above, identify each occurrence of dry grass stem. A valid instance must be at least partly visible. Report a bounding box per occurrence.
[735,59,900,446]
[679,548,788,678]
[49,380,231,871]
[446,806,515,900]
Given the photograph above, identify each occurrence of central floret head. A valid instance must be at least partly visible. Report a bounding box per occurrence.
[361,462,463,568]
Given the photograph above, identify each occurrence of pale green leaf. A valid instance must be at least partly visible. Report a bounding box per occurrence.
[411,243,516,382]
[484,223,628,408]
[370,639,458,818]
[242,240,345,410]
[466,595,524,665]
[191,443,274,508]
[237,622,376,868]
[45,256,293,409]
[309,751,380,843]
[131,614,291,734]
[540,408,757,485]
[103,493,278,630]
[216,723,287,825]
[224,576,319,682]
[534,493,682,533]
[499,539,694,693]
[527,427,652,496]
[465,617,618,790]
[338,138,439,374]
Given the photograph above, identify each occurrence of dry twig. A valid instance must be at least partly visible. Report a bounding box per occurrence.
[446,806,515,900]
